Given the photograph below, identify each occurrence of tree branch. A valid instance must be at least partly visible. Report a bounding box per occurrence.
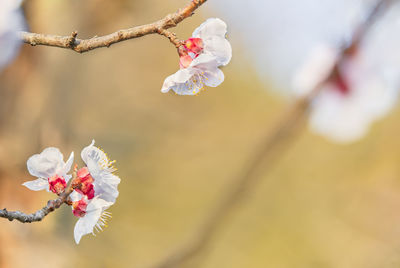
[150,1,392,267]
[0,171,79,223]
[19,0,207,53]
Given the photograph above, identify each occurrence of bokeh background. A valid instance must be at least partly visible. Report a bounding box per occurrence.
[1,0,400,267]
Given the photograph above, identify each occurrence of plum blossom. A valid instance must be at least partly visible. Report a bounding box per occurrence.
[20,141,120,243]
[161,53,224,95]
[190,18,232,66]
[70,191,113,244]
[23,147,74,194]
[68,140,120,244]
[161,18,232,95]
[293,44,400,143]
[78,140,120,203]
[0,0,26,71]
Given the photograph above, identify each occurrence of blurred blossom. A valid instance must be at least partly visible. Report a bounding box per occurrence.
[293,44,399,142]
[0,0,26,71]
[161,18,231,95]
[210,0,372,89]
[212,0,400,142]
[292,2,400,143]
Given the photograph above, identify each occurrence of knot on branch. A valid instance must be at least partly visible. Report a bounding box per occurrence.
[46,200,56,211]
[67,31,78,48]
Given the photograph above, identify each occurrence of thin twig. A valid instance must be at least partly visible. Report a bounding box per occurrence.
[150,1,392,267]
[156,29,183,49]
[19,0,207,53]
[0,170,79,223]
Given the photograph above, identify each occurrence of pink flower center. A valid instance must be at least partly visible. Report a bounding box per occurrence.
[331,67,350,95]
[72,198,88,217]
[76,167,95,200]
[185,38,204,55]
[48,175,67,195]
[179,38,205,69]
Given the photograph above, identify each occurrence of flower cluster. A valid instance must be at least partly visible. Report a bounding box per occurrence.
[23,140,120,244]
[161,18,232,95]
[0,0,25,71]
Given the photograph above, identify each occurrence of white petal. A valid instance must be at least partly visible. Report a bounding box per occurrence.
[192,18,228,40]
[93,175,120,203]
[191,19,231,66]
[27,147,65,179]
[161,68,193,93]
[81,140,106,178]
[203,36,232,66]
[190,53,219,67]
[0,2,25,72]
[99,172,121,185]
[0,0,23,11]
[73,198,112,244]
[86,197,113,212]
[92,171,120,203]
[74,216,97,244]
[22,178,48,191]
[170,84,197,95]
[161,53,223,95]
[203,68,225,87]
[81,140,114,177]
[59,151,74,182]
[70,190,84,202]
[80,140,95,164]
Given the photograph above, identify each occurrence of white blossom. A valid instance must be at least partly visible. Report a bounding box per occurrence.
[23,147,74,192]
[161,53,224,95]
[192,18,232,66]
[161,18,231,95]
[80,140,120,203]
[70,191,113,244]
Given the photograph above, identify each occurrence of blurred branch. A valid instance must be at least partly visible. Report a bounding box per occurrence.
[19,0,207,53]
[0,171,78,223]
[151,1,392,267]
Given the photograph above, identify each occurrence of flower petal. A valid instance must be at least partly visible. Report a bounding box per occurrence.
[27,147,65,179]
[81,140,110,178]
[203,36,232,66]
[80,140,96,165]
[0,0,26,71]
[190,53,219,67]
[93,174,120,203]
[161,68,193,93]
[70,190,84,202]
[22,178,48,191]
[73,198,113,244]
[74,216,95,244]
[203,67,225,87]
[192,18,228,40]
[60,151,74,182]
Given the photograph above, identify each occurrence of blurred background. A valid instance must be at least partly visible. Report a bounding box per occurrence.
[2,0,400,267]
